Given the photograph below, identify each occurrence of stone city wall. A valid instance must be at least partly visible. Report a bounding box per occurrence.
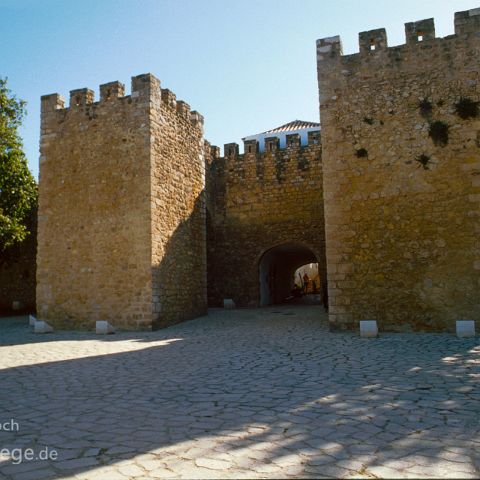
[206,132,326,307]
[0,210,37,314]
[317,9,480,331]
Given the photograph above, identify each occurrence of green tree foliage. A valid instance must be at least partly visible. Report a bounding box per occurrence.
[0,78,37,251]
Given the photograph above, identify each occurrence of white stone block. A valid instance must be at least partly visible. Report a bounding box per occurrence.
[360,320,378,338]
[223,299,236,309]
[34,321,54,334]
[456,320,475,338]
[96,321,115,334]
[29,315,37,326]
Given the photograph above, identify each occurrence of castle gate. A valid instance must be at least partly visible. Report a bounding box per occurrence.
[206,126,327,308]
[259,243,319,306]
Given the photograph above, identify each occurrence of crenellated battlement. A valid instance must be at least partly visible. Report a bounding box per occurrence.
[208,133,321,187]
[100,81,125,101]
[455,8,480,35]
[221,130,321,159]
[40,73,203,128]
[405,18,435,44]
[265,137,280,153]
[286,133,301,149]
[69,88,94,107]
[358,28,387,54]
[317,8,480,65]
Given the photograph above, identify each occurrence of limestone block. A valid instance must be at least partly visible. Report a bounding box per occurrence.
[34,321,54,334]
[456,320,475,338]
[96,321,115,334]
[360,320,378,338]
[29,315,37,326]
[223,299,236,309]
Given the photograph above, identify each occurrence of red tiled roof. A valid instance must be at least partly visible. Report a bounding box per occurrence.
[262,120,320,134]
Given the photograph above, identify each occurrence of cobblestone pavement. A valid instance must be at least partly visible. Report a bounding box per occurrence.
[0,306,479,479]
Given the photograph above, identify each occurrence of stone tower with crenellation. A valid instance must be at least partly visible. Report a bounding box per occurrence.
[37,74,207,330]
[317,8,480,331]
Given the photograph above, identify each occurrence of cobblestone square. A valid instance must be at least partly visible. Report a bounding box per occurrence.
[0,306,479,479]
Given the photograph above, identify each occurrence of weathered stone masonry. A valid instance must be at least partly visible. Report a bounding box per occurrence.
[37,74,207,330]
[206,132,326,307]
[0,211,36,314]
[317,9,480,331]
[35,7,479,332]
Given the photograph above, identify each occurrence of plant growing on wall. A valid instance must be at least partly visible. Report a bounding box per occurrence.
[418,99,433,118]
[455,97,479,120]
[415,153,432,170]
[428,120,449,147]
[0,78,37,251]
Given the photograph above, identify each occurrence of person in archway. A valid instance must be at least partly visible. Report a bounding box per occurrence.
[302,272,310,294]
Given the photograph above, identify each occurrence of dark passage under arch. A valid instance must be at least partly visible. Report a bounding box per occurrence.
[259,243,319,306]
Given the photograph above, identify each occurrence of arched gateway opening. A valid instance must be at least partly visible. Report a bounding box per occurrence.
[259,243,321,306]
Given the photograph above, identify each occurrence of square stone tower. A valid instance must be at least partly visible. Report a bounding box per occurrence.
[37,74,207,330]
[317,10,480,331]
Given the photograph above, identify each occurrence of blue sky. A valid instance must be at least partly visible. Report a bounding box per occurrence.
[3,0,479,178]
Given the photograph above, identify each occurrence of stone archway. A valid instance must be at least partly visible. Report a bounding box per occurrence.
[259,243,318,306]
